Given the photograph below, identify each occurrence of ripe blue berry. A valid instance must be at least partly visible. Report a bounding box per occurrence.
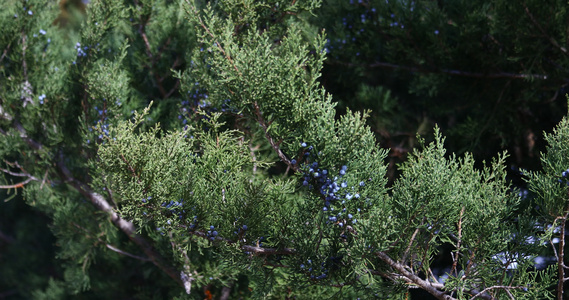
[242,225,248,230]
[340,169,346,175]
[210,225,215,230]
[291,159,297,165]
[359,181,365,186]
[301,142,307,147]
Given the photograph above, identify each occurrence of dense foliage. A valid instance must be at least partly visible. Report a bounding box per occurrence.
[1,0,569,299]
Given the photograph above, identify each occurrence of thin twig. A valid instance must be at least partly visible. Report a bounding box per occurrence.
[451,207,465,276]
[253,101,298,171]
[0,177,34,189]
[375,251,457,300]
[401,227,421,264]
[333,60,551,80]
[190,3,241,76]
[523,3,568,56]
[468,286,526,300]
[72,222,151,261]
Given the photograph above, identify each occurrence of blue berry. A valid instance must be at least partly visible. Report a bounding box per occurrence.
[348,214,353,219]
[242,225,248,230]
[303,180,309,186]
[291,159,297,165]
[212,231,218,236]
[210,225,215,230]
[340,169,346,175]
[359,181,365,187]
[563,171,567,177]
[301,142,307,147]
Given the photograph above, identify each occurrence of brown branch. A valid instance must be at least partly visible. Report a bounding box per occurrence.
[7,122,186,289]
[185,226,296,256]
[189,3,241,76]
[0,177,34,189]
[0,44,10,64]
[20,33,34,107]
[523,3,568,57]
[401,226,421,265]
[333,60,551,81]
[451,207,465,276]
[468,285,526,300]
[56,159,184,286]
[72,222,151,262]
[120,154,141,183]
[252,101,298,172]
[557,195,569,300]
[375,251,457,300]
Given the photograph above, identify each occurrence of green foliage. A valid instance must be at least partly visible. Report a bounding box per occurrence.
[2,1,569,299]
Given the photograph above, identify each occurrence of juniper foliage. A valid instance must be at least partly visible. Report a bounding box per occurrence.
[0,0,568,299]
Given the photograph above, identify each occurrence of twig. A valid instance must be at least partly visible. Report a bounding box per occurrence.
[190,3,242,76]
[468,285,526,300]
[105,243,151,261]
[72,222,151,262]
[0,44,10,63]
[56,159,183,286]
[20,33,34,107]
[523,3,568,56]
[451,207,465,276]
[401,227,421,264]
[557,197,569,300]
[253,101,298,171]
[333,60,551,80]
[375,251,457,300]
[0,177,34,189]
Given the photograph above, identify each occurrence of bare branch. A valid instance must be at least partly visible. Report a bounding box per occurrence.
[451,207,465,276]
[331,60,552,81]
[401,226,421,264]
[375,251,457,300]
[523,3,568,56]
[55,158,183,286]
[0,177,34,189]
[104,243,151,261]
[469,286,526,300]
[253,101,298,172]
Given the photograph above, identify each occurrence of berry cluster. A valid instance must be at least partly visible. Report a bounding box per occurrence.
[558,169,569,186]
[75,42,88,58]
[207,225,218,241]
[160,199,186,220]
[38,94,46,104]
[295,142,362,227]
[300,255,344,281]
